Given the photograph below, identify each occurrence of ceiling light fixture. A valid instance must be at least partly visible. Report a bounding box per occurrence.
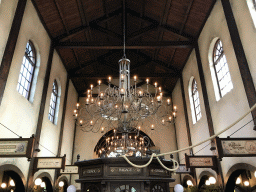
[74,0,177,157]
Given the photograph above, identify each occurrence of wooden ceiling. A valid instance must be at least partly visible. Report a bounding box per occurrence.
[32,0,216,96]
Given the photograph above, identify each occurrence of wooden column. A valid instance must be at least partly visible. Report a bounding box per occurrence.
[221,0,256,130]
[0,0,27,105]
[180,76,197,184]
[26,42,54,192]
[180,76,193,149]
[54,75,70,185]
[195,43,224,189]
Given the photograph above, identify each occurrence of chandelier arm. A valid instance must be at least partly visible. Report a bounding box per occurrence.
[156,156,179,171]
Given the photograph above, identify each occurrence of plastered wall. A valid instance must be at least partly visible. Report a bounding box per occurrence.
[0,0,78,188]
[172,0,256,184]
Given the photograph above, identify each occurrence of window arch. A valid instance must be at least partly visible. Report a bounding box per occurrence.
[211,39,233,99]
[17,41,37,100]
[48,80,60,124]
[247,0,256,28]
[189,77,202,124]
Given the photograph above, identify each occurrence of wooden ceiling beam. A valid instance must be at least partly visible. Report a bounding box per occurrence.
[68,50,122,76]
[55,40,194,49]
[126,8,195,40]
[90,24,122,40]
[70,72,179,79]
[54,7,122,42]
[130,49,181,74]
[168,0,194,67]
[127,24,159,41]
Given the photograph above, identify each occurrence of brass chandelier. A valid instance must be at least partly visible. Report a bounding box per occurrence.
[73,0,177,157]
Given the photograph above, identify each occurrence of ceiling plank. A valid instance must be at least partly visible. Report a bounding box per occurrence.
[55,41,194,49]
[127,24,159,41]
[130,50,181,74]
[169,0,194,67]
[126,8,195,40]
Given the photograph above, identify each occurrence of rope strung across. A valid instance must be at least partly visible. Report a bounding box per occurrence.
[121,103,256,171]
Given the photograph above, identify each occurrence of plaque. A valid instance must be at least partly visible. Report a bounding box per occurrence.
[35,155,65,170]
[60,165,78,174]
[175,164,191,174]
[82,167,102,177]
[216,137,256,158]
[185,154,217,168]
[109,167,141,176]
[149,168,169,176]
[0,136,34,158]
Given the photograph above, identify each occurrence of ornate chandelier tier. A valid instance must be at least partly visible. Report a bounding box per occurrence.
[73,72,177,133]
[97,130,153,158]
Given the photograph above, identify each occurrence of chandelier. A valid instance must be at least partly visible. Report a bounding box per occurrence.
[73,0,177,157]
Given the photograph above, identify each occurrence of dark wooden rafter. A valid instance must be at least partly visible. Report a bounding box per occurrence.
[76,0,97,61]
[169,0,194,67]
[53,0,82,68]
[127,8,195,40]
[55,40,194,49]
[68,50,121,76]
[153,0,173,60]
[130,50,181,74]
[179,0,217,70]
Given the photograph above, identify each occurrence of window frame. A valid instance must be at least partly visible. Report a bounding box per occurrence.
[191,79,202,122]
[212,39,233,98]
[48,80,59,124]
[17,40,37,100]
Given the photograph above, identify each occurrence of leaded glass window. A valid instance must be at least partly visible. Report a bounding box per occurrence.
[213,39,233,97]
[17,41,36,99]
[48,80,58,123]
[192,79,202,122]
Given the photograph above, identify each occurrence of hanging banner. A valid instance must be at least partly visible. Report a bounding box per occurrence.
[216,137,256,159]
[175,164,191,174]
[60,165,78,174]
[0,136,34,159]
[185,154,218,169]
[34,155,66,171]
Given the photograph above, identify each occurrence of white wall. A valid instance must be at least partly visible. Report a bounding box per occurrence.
[0,0,18,63]
[0,0,78,188]
[172,0,256,185]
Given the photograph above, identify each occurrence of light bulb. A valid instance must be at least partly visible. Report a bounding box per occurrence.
[108,76,112,82]
[1,183,7,189]
[90,84,93,89]
[41,182,45,188]
[98,80,101,85]
[209,177,216,184]
[146,78,149,84]
[35,178,42,186]
[244,181,249,186]
[134,75,137,81]
[59,181,64,187]
[187,180,193,186]
[10,179,15,187]
[236,177,241,184]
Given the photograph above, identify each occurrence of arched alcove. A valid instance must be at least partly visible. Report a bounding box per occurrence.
[225,163,256,192]
[0,164,26,192]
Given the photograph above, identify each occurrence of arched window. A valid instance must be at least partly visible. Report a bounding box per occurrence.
[48,80,59,123]
[191,79,202,123]
[17,41,36,99]
[212,39,233,98]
